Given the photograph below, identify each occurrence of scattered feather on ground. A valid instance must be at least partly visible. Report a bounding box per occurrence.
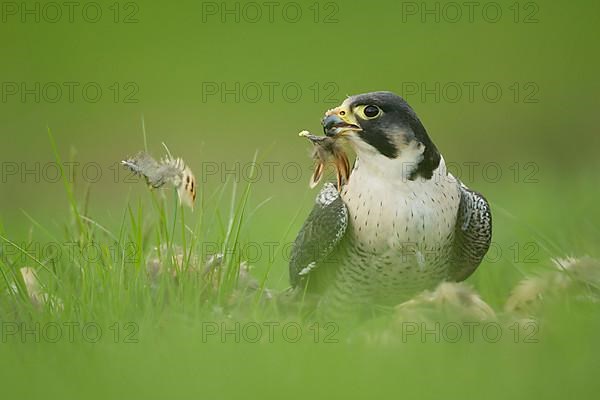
[505,256,600,314]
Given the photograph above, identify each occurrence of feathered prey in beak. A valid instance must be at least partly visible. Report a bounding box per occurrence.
[299,130,350,190]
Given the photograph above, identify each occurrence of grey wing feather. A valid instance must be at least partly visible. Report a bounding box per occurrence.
[289,183,348,288]
[449,183,492,281]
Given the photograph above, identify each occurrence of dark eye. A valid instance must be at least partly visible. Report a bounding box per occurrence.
[364,105,380,118]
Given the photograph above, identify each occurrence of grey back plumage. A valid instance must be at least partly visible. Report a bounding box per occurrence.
[449,183,493,281]
[289,183,348,288]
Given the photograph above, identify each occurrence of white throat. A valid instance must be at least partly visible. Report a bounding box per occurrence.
[348,139,446,184]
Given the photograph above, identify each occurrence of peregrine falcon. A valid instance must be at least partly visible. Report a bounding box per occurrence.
[289,91,492,317]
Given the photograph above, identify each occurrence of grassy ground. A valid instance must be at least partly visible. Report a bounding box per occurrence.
[1,130,599,400]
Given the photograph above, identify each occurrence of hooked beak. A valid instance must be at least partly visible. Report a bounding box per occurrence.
[322,109,361,138]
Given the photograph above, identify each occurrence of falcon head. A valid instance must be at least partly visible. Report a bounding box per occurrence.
[322,91,441,180]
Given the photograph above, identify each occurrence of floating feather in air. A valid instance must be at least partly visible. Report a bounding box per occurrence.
[121,151,197,210]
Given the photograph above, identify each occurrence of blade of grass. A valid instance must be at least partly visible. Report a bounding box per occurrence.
[0,233,63,289]
[47,127,86,239]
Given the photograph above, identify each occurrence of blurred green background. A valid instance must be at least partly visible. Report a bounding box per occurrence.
[1,0,600,398]
[2,0,599,288]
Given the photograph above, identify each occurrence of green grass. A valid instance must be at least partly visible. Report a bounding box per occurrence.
[1,132,600,400]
